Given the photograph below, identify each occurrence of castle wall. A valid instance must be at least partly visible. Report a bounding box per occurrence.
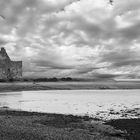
[0,67,8,79]
[0,48,22,80]
[10,61,22,79]
[0,61,11,80]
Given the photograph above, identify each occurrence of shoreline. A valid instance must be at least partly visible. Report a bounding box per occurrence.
[0,83,140,139]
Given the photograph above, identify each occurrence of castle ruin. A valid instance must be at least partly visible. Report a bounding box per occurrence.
[0,47,22,80]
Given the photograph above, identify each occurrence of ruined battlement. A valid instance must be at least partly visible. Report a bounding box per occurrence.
[0,47,22,80]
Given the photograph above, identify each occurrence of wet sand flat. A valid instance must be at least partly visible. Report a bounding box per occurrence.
[0,90,140,120]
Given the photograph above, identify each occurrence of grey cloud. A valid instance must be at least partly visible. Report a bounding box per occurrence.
[33,60,74,70]
[117,23,140,41]
[100,49,135,62]
[0,0,78,36]
[0,39,7,45]
[93,73,120,79]
[114,0,140,15]
[99,47,140,67]
[75,67,97,75]
[111,59,140,67]
[74,65,106,75]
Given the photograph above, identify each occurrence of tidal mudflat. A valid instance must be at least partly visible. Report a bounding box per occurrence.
[0,90,140,120]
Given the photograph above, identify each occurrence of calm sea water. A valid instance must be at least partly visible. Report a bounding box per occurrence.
[0,90,140,119]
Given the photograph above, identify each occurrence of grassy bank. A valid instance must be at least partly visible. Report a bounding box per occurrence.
[0,81,140,92]
[0,109,126,140]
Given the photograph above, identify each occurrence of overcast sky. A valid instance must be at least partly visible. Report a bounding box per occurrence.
[0,0,140,79]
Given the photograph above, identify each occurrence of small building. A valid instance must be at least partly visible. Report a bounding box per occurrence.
[0,47,22,80]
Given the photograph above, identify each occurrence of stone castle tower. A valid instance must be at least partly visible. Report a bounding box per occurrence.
[0,47,22,80]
